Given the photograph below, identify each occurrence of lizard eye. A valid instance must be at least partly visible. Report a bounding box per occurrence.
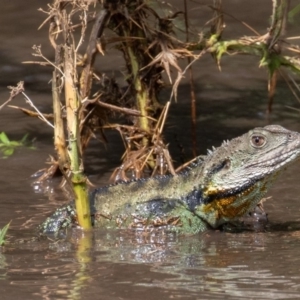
[251,135,266,148]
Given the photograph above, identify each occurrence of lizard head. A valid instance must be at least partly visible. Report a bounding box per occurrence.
[196,125,300,228]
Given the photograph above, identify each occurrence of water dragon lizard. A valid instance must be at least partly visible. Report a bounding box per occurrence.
[39,125,300,235]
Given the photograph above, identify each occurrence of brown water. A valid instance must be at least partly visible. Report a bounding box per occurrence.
[1,1,300,299]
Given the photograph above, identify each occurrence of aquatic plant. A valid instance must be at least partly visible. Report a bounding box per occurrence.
[0,132,34,159]
[0,222,10,246]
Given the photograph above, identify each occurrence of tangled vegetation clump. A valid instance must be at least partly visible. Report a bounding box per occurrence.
[1,0,300,229]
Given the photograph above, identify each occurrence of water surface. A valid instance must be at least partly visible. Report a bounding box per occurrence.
[1,1,300,299]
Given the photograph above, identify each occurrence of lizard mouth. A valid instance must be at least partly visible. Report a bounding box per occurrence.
[246,146,300,172]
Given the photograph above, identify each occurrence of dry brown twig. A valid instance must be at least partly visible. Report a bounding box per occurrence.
[0,81,54,128]
[0,82,25,110]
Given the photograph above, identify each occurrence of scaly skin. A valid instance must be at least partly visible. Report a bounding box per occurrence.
[39,125,300,235]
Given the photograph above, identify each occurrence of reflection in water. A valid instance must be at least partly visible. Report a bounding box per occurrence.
[68,231,93,300]
[32,232,94,299]
[36,228,300,299]
[0,252,7,280]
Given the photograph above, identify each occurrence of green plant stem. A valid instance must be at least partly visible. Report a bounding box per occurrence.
[128,48,149,133]
[52,68,68,169]
[123,29,150,147]
[64,44,91,230]
[189,39,300,75]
